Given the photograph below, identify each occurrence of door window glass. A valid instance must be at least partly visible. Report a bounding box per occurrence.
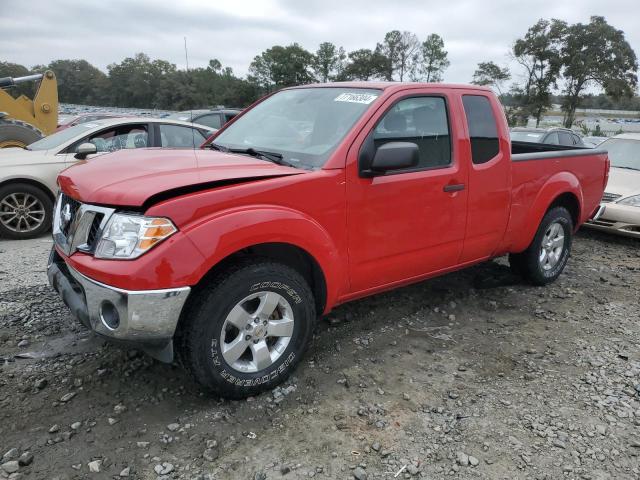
[195,114,222,129]
[73,124,148,153]
[558,132,574,146]
[462,95,500,164]
[373,96,451,170]
[543,132,560,145]
[160,124,207,148]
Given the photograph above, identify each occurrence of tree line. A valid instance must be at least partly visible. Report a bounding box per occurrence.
[1,16,637,128]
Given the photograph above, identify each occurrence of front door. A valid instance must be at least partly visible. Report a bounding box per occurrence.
[346,90,469,293]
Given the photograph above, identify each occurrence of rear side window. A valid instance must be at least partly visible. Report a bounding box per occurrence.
[543,132,560,145]
[160,124,206,148]
[462,95,499,164]
[196,114,222,129]
[558,132,574,146]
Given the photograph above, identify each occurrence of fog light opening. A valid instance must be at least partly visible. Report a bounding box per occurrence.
[100,301,120,330]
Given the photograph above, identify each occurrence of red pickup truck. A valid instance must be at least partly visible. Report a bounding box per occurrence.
[48,83,609,398]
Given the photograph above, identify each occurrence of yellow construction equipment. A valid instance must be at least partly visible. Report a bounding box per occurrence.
[0,70,58,148]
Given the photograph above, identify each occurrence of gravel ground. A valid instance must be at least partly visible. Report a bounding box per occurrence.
[1,230,639,480]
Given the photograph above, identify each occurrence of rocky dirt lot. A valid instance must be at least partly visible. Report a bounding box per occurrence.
[0,230,639,480]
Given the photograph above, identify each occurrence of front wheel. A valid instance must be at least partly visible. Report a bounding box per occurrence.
[0,183,53,239]
[177,260,316,399]
[509,206,573,286]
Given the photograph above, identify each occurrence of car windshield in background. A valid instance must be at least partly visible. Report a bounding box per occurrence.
[213,87,381,169]
[27,123,102,151]
[166,112,193,122]
[510,131,544,142]
[600,138,640,170]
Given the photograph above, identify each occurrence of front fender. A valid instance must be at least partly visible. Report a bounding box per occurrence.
[511,171,583,253]
[182,205,345,312]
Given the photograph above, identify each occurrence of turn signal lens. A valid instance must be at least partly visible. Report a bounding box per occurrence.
[95,214,177,259]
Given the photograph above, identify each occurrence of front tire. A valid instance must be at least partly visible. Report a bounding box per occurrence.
[0,119,44,148]
[177,260,316,399]
[509,206,573,286]
[0,183,53,239]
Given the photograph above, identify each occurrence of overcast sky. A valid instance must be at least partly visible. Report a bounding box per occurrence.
[1,0,638,86]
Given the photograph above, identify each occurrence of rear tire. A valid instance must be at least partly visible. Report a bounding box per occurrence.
[509,206,573,286]
[177,259,316,399]
[0,119,44,148]
[0,183,53,239]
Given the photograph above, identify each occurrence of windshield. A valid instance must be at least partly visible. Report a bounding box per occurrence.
[28,122,103,151]
[510,130,543,142]
[213,87,381,169]
[600,138,640,170]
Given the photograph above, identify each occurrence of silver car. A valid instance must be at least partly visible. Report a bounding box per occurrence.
[586,133,640,239]
[0,117,216,239]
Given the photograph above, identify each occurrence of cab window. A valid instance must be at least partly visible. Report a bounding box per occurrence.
[373,96,451,170]
[462,95,499,164]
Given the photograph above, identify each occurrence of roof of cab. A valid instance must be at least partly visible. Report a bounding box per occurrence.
[287,81,494,92]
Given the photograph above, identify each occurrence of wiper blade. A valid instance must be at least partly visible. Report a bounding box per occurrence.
[229,147,289,166]
[207,142,229,152]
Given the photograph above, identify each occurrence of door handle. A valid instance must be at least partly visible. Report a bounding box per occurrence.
[443,183,465,192]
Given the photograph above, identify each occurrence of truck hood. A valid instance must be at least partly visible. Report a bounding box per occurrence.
[58,148,306,207]
[607,167,640,199]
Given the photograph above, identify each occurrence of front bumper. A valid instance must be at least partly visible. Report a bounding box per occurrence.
[47,249,191,362]
[585,203,640,239]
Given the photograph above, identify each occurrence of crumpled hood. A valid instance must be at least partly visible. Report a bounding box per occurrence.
[58,148,305,207]
[607,167,640,199]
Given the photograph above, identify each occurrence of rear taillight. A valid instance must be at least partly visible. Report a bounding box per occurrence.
[604,157,610,190]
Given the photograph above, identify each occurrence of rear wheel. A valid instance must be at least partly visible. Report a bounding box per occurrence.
[0,119,44,148]
[509,206,573,286]
[0,183,53,239]
[177,260,316,399]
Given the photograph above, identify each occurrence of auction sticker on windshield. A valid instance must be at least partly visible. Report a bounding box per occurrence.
[334,92,379,104]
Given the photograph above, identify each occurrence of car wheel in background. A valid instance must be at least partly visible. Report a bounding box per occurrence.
[0,119,44,149]
[0,183,53,239]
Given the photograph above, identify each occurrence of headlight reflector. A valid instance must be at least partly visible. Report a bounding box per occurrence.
[618,195,640,207]
[95,214,177,259]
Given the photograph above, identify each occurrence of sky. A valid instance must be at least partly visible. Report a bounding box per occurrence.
[1,0,639,87]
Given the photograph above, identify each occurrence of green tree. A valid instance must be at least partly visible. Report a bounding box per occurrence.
[413,34,450,82]
[248,43,316,92]
[338,49,387,81]
[513,19,566,126]
[48,59,109,105]
[313,42,346,82]
[471,61,511,95]
[560,16,638,127]
[374,30,420,81]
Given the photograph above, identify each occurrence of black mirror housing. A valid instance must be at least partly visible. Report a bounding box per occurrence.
[360,141,419,177]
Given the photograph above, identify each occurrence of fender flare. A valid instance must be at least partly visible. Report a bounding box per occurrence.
[183,205,344,311]
[512,171,583,252]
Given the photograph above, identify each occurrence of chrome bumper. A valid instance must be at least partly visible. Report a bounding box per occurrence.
[47,249,190,362]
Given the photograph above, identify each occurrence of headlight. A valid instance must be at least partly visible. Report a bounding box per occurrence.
[94,213,177,259]
[618,195,640,207]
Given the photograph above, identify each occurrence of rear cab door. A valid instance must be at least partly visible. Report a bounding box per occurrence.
[458,90,512,262]
[345,86,470,294]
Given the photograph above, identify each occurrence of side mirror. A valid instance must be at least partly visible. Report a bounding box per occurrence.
[74,142,97,160]
[361,142,419,177]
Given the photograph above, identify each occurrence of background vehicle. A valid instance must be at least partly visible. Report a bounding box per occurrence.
[0,70,58,148]
[48,83,608,399]
[585,133,640,238]
[511,127,586,148]
[55,113,124,132]
[0,118,215,239]
[167,108,241,130]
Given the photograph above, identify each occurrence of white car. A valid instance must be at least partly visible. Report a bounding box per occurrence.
[586,133,640,238]
[0,117,216,239]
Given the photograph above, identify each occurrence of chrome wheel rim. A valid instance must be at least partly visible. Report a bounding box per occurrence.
[0,192,46,233]
[220,291,295,373]
[539,221,565,271]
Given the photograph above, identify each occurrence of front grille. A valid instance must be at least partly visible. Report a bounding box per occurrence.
[53,194,114,256]
[602,192,622,203]
[59,193,81,236]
